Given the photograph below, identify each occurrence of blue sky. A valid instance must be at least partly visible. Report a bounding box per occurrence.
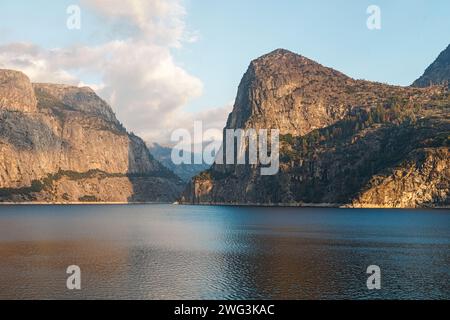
[0,0,449,142]
[179,0,450,111]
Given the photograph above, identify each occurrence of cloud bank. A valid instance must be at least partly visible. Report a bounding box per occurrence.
[0,0,230,144]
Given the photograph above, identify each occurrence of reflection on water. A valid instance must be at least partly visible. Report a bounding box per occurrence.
[0,205,448,299]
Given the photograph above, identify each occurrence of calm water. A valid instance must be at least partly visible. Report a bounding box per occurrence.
[0,205,448,300]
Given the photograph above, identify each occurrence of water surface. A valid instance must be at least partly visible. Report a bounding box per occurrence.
[0,205,448,299]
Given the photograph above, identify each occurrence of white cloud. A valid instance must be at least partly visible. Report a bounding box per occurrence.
[0,43,79,84]
[81,0,187,46]
[0,0,230,144]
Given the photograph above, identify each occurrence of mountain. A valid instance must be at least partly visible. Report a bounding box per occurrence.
[413,44,450,88]
[180,49,450,208]
[0,69,183,203]
[148,143,210,182]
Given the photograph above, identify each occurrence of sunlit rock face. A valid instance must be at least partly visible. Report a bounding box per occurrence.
[33,84,118,123]
[352,148,449,208]
[181,48,450,208]
[0,69,183,203]
[0,70,37,113]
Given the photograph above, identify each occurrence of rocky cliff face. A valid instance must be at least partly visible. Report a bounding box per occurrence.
[0,69,183,203]
[226,49,438,136]
[226,49,351,136]
[181,49,450,208]
[413,44,450,88]
[0,70,37,112]
[352,148,449,208]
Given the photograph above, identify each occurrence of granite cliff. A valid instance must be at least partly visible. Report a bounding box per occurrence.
[0,69,183,203]
[181,49,450,208]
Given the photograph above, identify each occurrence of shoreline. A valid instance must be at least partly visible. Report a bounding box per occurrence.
[0,201,448,209]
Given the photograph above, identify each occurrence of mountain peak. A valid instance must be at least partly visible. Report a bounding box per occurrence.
[262,48,298,57]
[247,48,349,84]
[252,48,317,67]
[226,49,357,135]
[0,69,37,112]
[413,43,450,87]
[184,48,450,208]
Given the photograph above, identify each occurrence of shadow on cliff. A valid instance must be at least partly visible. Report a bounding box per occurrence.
[0,110,64,152]
[285,114,449,204]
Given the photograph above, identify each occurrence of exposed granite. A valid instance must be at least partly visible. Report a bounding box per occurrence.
[181,48,450,208]
[0,69,183,203]
[0,70,37,112]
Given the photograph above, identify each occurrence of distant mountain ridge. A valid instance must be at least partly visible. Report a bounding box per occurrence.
[148,143,210,182]
[181,48,450,208]
[0,69,183,203]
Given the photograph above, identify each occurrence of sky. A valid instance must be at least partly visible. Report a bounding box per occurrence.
[0,0,449,145]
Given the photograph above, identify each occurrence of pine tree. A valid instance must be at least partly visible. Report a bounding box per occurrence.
[367,113,374,126]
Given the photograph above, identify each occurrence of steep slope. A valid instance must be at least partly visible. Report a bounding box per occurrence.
[413,44,450,88]
[0,69,183,203]
[181,49,449,208]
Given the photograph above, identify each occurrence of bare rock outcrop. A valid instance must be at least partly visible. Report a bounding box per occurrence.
[34,83,118,123]
[352,148,449,208]
[0,70,37,112]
